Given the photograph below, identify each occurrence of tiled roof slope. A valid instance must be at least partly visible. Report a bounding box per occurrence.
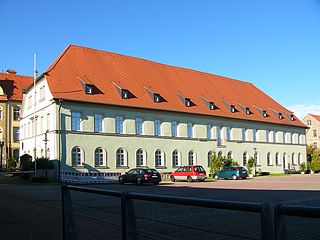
[0,73,33,101]
[45,45,306,128]
[310,114,320,122]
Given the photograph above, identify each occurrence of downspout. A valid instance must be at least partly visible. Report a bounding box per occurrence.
[58,98,63,181]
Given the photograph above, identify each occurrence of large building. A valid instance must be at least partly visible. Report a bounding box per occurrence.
[20,45,307,174]
[302,114,320,149]
[0,69,33,165]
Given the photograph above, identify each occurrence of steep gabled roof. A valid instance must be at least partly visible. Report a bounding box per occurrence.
[0,72,33,101]
[45,44,306,128]
[309,114,320,122]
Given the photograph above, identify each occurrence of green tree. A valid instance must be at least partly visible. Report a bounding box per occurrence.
[209,152,223,174]
[7,158,16,169]
[247,157,255,175]
[311,149,320,172]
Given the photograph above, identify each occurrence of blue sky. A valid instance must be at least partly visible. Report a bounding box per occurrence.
[1,0,319,118]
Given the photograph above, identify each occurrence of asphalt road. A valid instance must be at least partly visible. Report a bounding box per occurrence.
[1,174,320,240]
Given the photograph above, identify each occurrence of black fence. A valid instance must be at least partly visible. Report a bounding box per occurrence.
[61,184,320,240]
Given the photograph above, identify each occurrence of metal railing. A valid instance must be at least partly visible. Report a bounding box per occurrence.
[61,184,320,240]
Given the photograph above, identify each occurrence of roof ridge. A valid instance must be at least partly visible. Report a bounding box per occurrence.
[46,44,73,73]
[0,73,33,79]
[67,44,251,85]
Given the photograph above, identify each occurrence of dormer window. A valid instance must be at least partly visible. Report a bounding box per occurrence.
[231,105,236,113]
[290,115,295,121]
[122,89,129,99]
[154,93,161,103]
[263,110,268,118]
[84,85,93,94]
[245,108,250,115]
[209,102,215,110]
[278,113,283,120]
[185,98,191,107]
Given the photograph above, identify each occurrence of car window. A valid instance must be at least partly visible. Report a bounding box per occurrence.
[184,167,191,172]
[128,169,137,174]
[176,167,183,172]
[194,166,205,172]
[147,169,159,174]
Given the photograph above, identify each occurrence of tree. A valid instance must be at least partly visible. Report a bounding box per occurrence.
[311,149,320,173]
[209,152,223,174]
[247,157,255,175]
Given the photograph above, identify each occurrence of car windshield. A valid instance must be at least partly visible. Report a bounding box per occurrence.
[194,166,205,172]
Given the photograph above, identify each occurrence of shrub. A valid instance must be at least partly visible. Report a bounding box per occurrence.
[209,152,224,174]
[246,157,255,175]
[299,162,306,173]
[7,158,16,169]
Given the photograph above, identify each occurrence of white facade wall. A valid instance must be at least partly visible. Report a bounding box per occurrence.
[20,77,307,174]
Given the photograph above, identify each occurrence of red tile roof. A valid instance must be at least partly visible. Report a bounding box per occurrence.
[45,45,306,128]
[310,114,320,122]
[0,73,33,101]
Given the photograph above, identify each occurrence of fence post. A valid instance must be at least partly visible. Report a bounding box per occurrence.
[121,192,137,240]
[61,184,77,240]
[275,204,286,240]
[261,203,275,240]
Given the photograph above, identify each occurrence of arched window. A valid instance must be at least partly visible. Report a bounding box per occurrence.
[116,148,127,167]
[292,153,295,166]
[227,151,233,159]
[188,150,196,165]
[155,149,165,167]
[47,148,50,159]
[72,147,84,166]
[275,152,279,165]
[13,149,19,161]
[172,150,181,167]
[267,152,272,166]
[283,153,286,168]
[218,151,223,158]
[136,148,146,166]
[243,152,248,166]
[95,147,106,167]
[298,153,301,165]
[208,151,214,167]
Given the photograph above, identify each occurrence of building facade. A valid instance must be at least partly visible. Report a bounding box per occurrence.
[20,45,307,174]
[0,70,33,166]
[302,114,320,149]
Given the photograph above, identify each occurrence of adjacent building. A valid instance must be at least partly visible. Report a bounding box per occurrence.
[20,45,307,174]
[302,114,320,149]
[0,69,33,165]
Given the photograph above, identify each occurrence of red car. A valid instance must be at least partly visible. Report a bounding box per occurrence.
[170,165,207,182]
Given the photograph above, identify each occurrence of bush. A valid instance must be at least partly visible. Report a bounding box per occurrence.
[7,158,16,169]
[299,162,306,172]
[209,152,223,174]
[34,157,54,170]
[246,157,255,175]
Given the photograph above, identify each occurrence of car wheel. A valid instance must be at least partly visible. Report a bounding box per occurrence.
[187,176,193,183]
[199,179,205,182]
[119,177,125,184]
[214,175,219,180]
[153,182,160,185]
[170,176,176,182]
[137,177,143,185]
[232,175,238,180]
[242,177,247,180]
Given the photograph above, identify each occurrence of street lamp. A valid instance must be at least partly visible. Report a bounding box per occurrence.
[253,147,257,176]
[0,141,4,170]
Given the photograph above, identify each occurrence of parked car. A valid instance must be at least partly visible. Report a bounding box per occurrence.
[119,168,161,185]
[214,166,248,180]
[170,165,207,182]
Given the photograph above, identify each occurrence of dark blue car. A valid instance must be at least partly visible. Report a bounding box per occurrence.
[214,166,248,180]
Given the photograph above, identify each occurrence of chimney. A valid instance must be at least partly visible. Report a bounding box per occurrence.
[6,69,17,75]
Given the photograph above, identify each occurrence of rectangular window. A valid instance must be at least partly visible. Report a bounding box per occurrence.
[253,129,257,142]
[71,112,81,131]
[187,123,193,138]
[116,116,124,134]
[40,116,44,134]
[242,128,246,141]
[266,130,270,143]
[313,130,317,138]
[136,118,143,135]
[226,127,231,141]
[13,106,20,121]
[207,124,212,139]
[217,126,221,145]
[283,132,286,143]
[39,86,45,101]
[13,127,19,142]
[28,95,32,108]
[307,120,312,125]
[154,120,161,136]
[94,114,103,132]
[314,142,318,148]
[171,121,177,137]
